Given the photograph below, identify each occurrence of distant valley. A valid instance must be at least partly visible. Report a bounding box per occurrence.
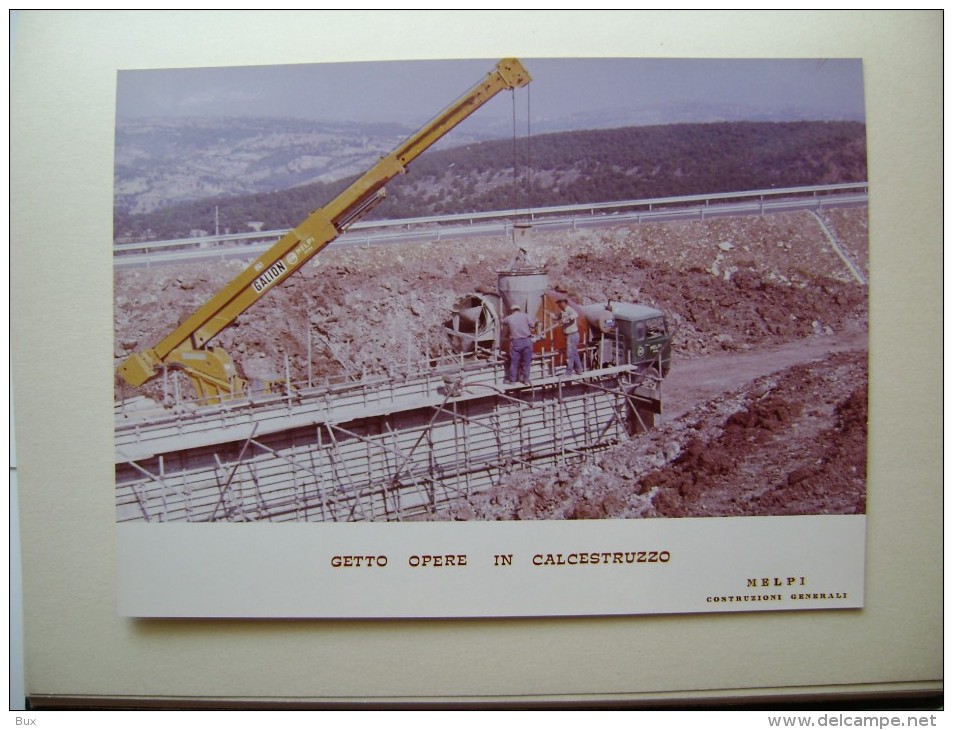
[114,116,497,216]
[114,118,867,243]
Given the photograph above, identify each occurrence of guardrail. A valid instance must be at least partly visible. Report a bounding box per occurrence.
[114,182,868,259]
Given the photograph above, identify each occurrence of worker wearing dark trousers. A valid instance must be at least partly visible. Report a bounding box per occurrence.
[503,304,537,385]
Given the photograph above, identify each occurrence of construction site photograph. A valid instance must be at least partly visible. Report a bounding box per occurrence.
[112,57,868,525]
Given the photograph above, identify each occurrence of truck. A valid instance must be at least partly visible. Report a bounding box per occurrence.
[117,58,532,404]
[445,280,673,395]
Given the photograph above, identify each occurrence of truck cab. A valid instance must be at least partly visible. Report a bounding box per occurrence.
[603,302,673,378]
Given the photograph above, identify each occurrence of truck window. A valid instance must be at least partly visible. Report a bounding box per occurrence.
[645,317,665,338]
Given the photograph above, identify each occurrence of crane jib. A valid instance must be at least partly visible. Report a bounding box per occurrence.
[117,58,532,401]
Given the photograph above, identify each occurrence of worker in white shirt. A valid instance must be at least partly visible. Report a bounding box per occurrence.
[556,296,584,377]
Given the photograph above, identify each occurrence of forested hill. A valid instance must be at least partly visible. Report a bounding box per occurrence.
[114,121,867,242]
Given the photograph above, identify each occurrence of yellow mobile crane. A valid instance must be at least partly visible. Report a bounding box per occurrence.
[117,58,531,404]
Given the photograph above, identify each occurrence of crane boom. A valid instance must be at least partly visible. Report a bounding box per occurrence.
[118,58,531,403]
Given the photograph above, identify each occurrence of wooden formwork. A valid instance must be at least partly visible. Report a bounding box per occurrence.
[115,358,660,523]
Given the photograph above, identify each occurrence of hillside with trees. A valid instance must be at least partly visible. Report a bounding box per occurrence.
[114,121,867,242]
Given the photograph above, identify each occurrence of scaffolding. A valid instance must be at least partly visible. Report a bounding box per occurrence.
[115,352,662,523]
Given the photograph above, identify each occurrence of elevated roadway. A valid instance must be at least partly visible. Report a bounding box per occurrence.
[114,184,868,270]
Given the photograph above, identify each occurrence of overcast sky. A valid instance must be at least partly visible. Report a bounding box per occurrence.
[116,57,865,130]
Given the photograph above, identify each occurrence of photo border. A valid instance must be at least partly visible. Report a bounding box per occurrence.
[10,9,942,706]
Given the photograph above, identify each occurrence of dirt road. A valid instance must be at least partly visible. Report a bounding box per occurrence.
[662,324,868,422]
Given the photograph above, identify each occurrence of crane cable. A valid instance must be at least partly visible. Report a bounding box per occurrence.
[509,84,533,247]
[510,88,519,246]
[525,83,532,219]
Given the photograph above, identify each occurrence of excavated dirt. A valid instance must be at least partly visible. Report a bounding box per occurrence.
[444,349,867,520]
[114,209,869,518]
